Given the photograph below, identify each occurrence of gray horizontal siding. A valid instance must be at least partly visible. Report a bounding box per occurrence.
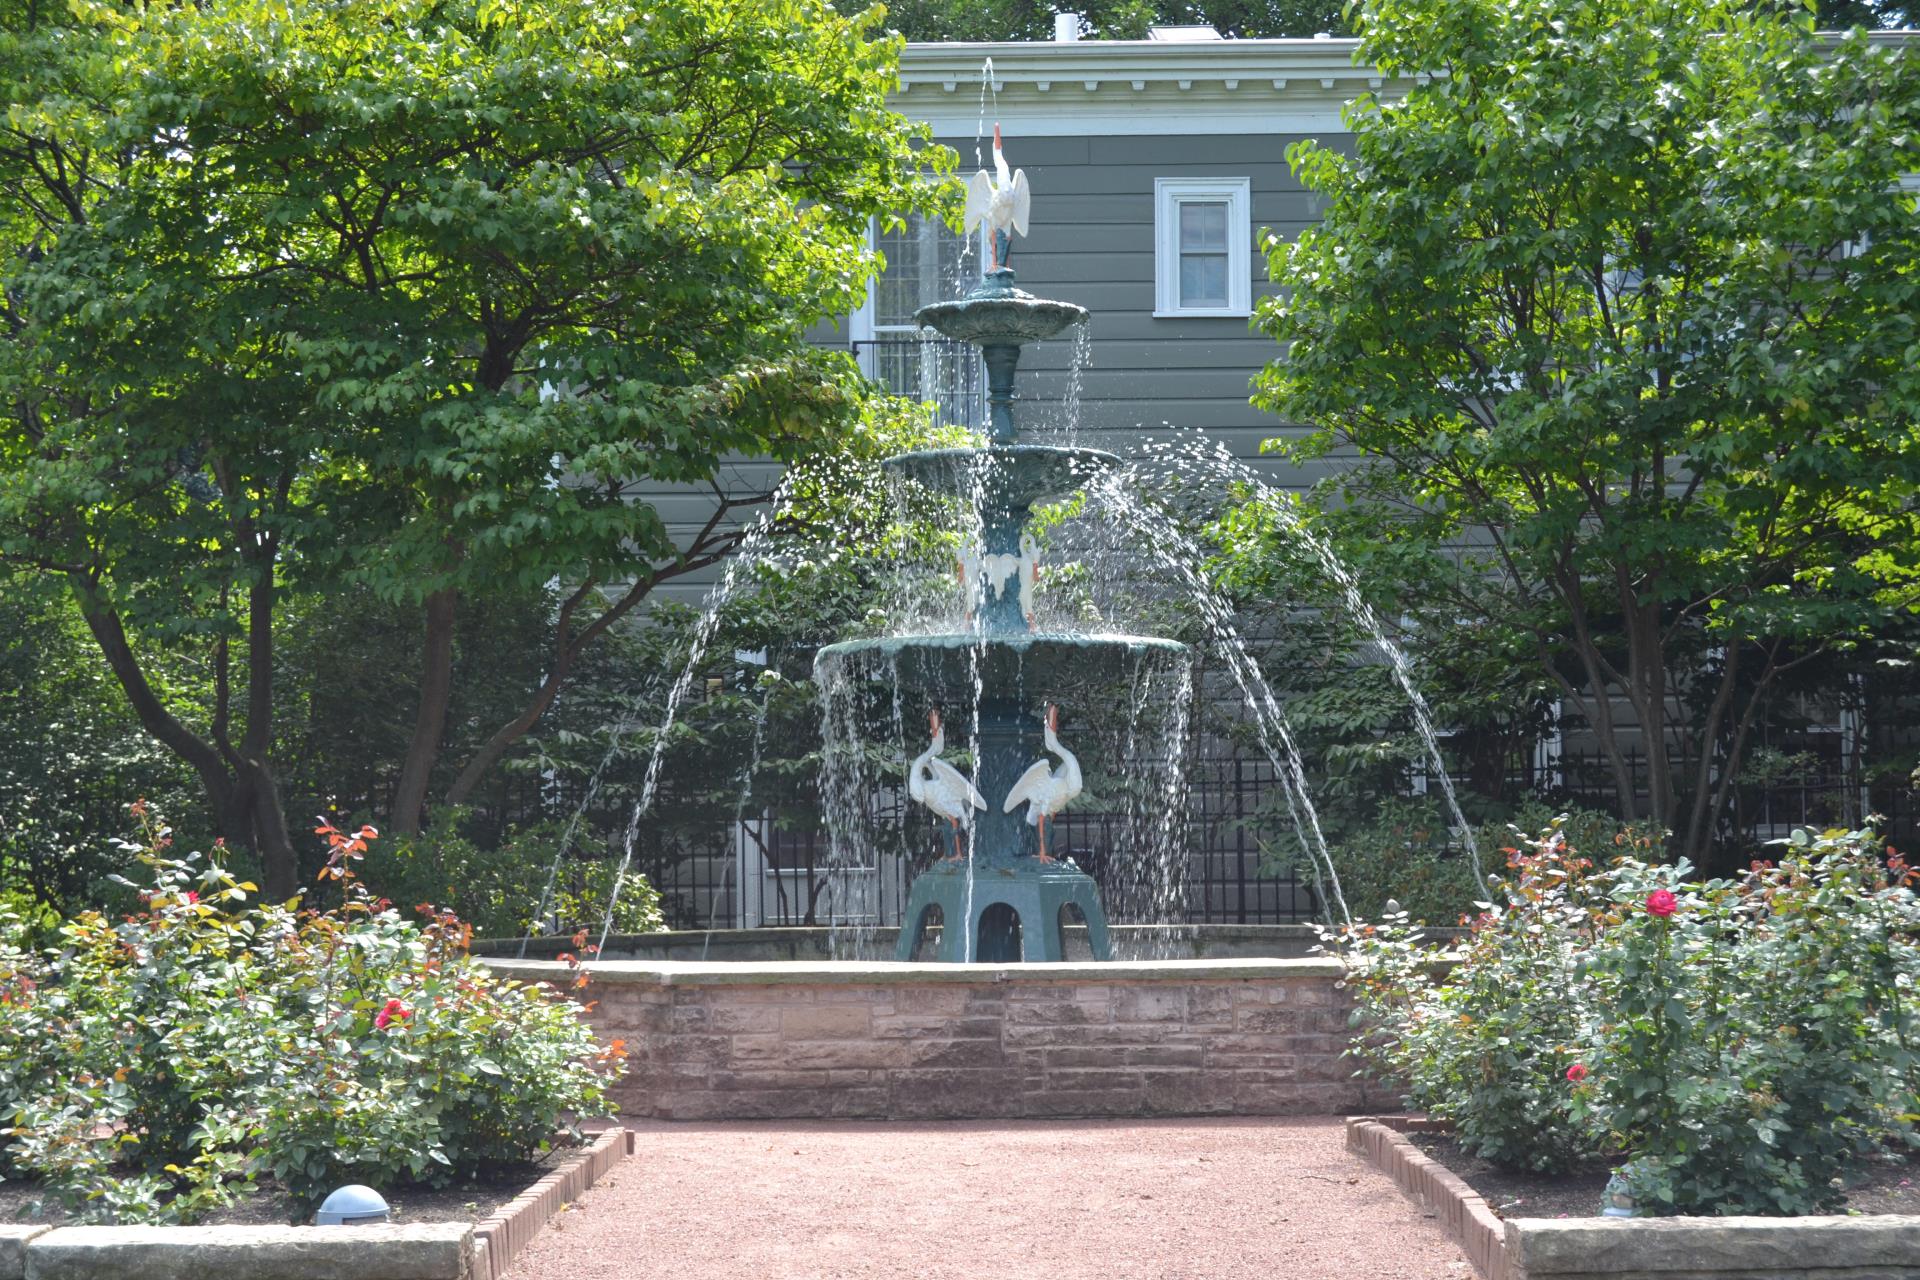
[627,128,1351,608]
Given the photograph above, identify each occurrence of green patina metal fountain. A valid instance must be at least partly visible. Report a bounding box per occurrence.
[815,152,1191,963]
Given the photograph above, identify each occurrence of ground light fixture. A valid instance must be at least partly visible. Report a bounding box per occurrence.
[315,1184,392,1225]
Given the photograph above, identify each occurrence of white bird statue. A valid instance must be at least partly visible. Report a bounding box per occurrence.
[964,124,1031,271]
[959,532,1040,629]
[909,709,986,862]
[1003,704,1083,862]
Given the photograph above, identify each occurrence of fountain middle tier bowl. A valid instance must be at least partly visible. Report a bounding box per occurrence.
[914,292,1088,346]
[885,444,1120,510]
[815,631,1192,698]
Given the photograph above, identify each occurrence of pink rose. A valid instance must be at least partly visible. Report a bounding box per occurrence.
[1566,1063,1588,1083]
[1646,889,1678,917]
[185,891,199,904]
[375,998,411,1031]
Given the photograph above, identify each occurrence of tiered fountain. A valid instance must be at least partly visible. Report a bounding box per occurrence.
[814,133,1191,963]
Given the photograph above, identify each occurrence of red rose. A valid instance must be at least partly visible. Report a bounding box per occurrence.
[374,998,411,1031]
[1646,889,1678,917]
[1566,1063,1588,1083]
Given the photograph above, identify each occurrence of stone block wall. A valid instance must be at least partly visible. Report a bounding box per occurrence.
[485,959,1398,1121]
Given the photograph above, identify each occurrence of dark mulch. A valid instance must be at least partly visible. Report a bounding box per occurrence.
[0,1148,568,1228]
[1408,1132,1920,1219]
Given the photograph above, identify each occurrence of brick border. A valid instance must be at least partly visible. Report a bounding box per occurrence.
[1347,1118,1920,1280]
[471,1126,632,1280]
[0,1131,631,1280]
[1346,1116,1507,1280]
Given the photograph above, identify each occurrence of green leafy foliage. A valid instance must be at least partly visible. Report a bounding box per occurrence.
[0,580,205,912]
[859,0,1350,39]
[1577,836,1919,1213]
[0,808,621,1221]
[1334,823,1920,1213]
[369,818,664,940]
[1252,0,1920,860]
[1,0,949,884]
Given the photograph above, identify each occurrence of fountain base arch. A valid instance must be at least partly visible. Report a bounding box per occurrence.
[897,860,1112,963]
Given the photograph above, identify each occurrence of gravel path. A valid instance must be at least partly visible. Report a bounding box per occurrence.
[506,1117,1474,1280]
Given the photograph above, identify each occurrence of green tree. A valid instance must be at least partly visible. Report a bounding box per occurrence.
[1253,0,1920,862]
[1811,0,1914,27]
[1,0,946,894]
[863,0,1351,40]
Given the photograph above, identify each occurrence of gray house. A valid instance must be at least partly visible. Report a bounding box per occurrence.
[644,30,1389,611]
[848,27,1372,484]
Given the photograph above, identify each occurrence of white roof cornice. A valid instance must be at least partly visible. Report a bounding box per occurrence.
[894,31,1914,139]
[897,38,1395,137]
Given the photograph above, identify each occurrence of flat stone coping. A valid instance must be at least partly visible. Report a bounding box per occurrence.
[473,921,1423,957]
[20,1223,471,1280]
[0,1131,633,1280]
[1349,1116,1920,1280]
[1509,1214,1920,1272]
[480,956,1352,985]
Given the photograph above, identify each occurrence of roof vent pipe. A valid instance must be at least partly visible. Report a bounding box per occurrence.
[1055,12,1081,41]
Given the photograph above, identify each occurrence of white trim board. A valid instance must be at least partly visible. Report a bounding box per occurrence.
[1154,176,1253,318]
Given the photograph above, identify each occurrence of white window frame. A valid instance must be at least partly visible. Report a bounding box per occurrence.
[1154,177,1253,318]
[853,214,989,427]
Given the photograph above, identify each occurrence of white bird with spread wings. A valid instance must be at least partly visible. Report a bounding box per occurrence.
[1003,704,1082,862]
[964,125,1031,271]
[909,710,987,862]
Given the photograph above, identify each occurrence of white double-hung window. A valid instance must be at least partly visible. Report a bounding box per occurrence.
[852,214,985,428]
[1153,177,1252,318]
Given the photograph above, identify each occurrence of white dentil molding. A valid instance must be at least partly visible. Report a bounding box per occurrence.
[897,37,1392,137]
[894,31,1915,139]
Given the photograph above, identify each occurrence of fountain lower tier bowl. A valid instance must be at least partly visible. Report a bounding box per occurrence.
[915,291,1088,346]
[884,444,1119,510]
[814,631,1191,698]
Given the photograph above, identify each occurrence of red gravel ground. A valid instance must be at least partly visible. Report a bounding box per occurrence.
[505,1117,1474,1280]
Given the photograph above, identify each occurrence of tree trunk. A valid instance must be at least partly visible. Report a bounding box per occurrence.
[66,573,305,892]
[1632,601,1676,838]
[235,552,298,899]
[392,586,458,835]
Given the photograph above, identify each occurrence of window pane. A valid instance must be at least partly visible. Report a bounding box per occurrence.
[1179,252,1228,308]
[875,214,970,328]
[1179,201,1228,253]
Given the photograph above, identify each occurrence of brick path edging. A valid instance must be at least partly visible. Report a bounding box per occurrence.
[1346,1116,1508,1280]
[472,1126,632,1280]
[1348,1117,1920,1280]
[0,1129,631,1280]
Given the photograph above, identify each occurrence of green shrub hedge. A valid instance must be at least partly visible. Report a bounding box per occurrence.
[0,807,623,1223]
[1333,824,1920,1215]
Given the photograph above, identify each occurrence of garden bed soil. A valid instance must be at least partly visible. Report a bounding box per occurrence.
[1408,1132,1920,1219]
[0,1146,570,1228]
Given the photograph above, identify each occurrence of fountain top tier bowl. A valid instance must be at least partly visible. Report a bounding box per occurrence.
[915,268,1088,347]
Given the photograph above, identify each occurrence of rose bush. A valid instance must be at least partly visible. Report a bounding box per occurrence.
[1331,823,1920,1215]
[0,807,623,1222]
[1335,833,1604,1172]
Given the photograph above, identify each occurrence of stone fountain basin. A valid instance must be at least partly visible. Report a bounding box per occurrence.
[815,631,1191,697]
[885,444,1119,510]
[915,292,1088,346]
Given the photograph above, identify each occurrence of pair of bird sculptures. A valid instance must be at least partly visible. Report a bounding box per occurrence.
[908,705,1082,864]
